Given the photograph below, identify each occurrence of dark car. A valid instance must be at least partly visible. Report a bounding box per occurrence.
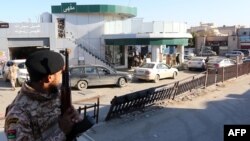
[69,64,132,90]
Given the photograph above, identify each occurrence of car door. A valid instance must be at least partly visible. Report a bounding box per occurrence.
[70,67,84,86]
[97,66,117,85]
[157,63,170,78]
[162,63,173,78]
[83,66,100,86]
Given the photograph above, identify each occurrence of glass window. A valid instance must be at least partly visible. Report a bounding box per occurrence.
[97,67,110,75]
[18,63,26,69]
[84,67,97,74]
[141,63,155,68]
[71,68,82,75]
[161,64,169,69]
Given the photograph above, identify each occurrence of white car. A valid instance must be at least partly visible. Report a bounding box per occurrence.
[187,57,207,70]
[16,62,29,86]
[206,57,236,70]
[133,62,178,83]
[2,59,29,86]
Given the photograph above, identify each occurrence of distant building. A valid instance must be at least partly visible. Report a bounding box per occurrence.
[188,23,241,55]
[237,28,250,49]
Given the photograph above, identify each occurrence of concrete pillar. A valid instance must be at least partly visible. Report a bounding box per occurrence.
[151,45,160,62]
[177,45,184,63]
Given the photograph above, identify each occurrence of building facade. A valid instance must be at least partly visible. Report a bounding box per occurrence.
[188,23,243,56]
[0,2,191,69]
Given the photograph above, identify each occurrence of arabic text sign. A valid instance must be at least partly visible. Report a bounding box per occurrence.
[62,3,77,13]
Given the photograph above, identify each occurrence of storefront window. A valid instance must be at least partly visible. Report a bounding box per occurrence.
[105,45,125,66]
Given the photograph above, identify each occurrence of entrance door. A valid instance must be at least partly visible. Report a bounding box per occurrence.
[105,45,125,67]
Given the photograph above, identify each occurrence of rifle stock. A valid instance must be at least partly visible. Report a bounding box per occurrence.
[60,48,95,141]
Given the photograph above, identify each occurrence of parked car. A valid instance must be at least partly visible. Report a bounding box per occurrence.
[225,51,244,58]
[16,62,29,86]
[198,50,217,56]
[2,59,29,86]
[243,56,250,63]
[133,62,178,83]
[233,49,250,57]
[184,48,195,60]
[69,64,132,90]
[206,57,236,70]
[187,57,207,70]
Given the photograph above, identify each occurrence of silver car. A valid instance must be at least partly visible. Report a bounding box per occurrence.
[70,65,132,90]
[206,57,236,70]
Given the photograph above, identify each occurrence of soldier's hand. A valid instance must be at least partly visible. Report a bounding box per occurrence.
[59,106,82,135]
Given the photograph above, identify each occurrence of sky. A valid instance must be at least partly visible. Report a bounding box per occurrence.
[1,0,250,27]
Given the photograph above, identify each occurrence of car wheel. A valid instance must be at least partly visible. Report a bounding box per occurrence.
[153,75,160,83]
[118,78,127,87]
[77,80,88,90]
[172,72,177,79]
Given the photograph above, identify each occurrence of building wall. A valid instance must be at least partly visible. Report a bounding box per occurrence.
[228,36,238,50]
[0,23,54,60]
[195,36,206,52]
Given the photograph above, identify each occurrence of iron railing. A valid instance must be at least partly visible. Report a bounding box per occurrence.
[105,62,250,121]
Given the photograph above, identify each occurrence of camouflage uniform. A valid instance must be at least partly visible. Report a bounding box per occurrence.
[4,82,66,141]
[9,64,18,89]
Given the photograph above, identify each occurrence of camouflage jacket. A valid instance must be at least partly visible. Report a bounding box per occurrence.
[4,82,66,141]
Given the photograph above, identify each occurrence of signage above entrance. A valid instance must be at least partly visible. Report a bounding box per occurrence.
[0,23,9,28]
[62,3,76,13]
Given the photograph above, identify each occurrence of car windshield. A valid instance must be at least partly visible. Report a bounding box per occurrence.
[141,63,155,68]
[191,58,204,61]
[208,58,224,63]
[17,62,27,69]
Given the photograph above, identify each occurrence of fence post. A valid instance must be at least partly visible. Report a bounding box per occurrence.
[248,62,250,75]
[96,97,99,123]
[190,76,195,92]
[204,70,208,89]
[222,67,224,83]
[172,81,179,100]
[215,69,218,86]
[236,56,239,78]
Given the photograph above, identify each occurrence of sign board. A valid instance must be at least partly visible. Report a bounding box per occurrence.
[79,56,84,60]
[0,23,9,28]
[62,3,77,13]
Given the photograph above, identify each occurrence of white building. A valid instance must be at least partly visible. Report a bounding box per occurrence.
[0,2,191,69]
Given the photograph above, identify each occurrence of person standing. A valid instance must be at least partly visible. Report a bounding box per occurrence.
[9,63,18,90]
[4,50,82,141]
[176,54,180,65]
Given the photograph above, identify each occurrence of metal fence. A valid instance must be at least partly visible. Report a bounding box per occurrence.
[105,62,250,121]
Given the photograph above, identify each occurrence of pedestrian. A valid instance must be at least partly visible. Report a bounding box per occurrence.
[4,50,82,140]
[9,63,18,90]
[166,54,172,66]
[176,54,180,65]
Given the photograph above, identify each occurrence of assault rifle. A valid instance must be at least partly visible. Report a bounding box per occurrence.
[60,48,95,141]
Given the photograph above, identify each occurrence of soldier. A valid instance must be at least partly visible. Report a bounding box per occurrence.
[9,63,19,90]
[4,50,82,141]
